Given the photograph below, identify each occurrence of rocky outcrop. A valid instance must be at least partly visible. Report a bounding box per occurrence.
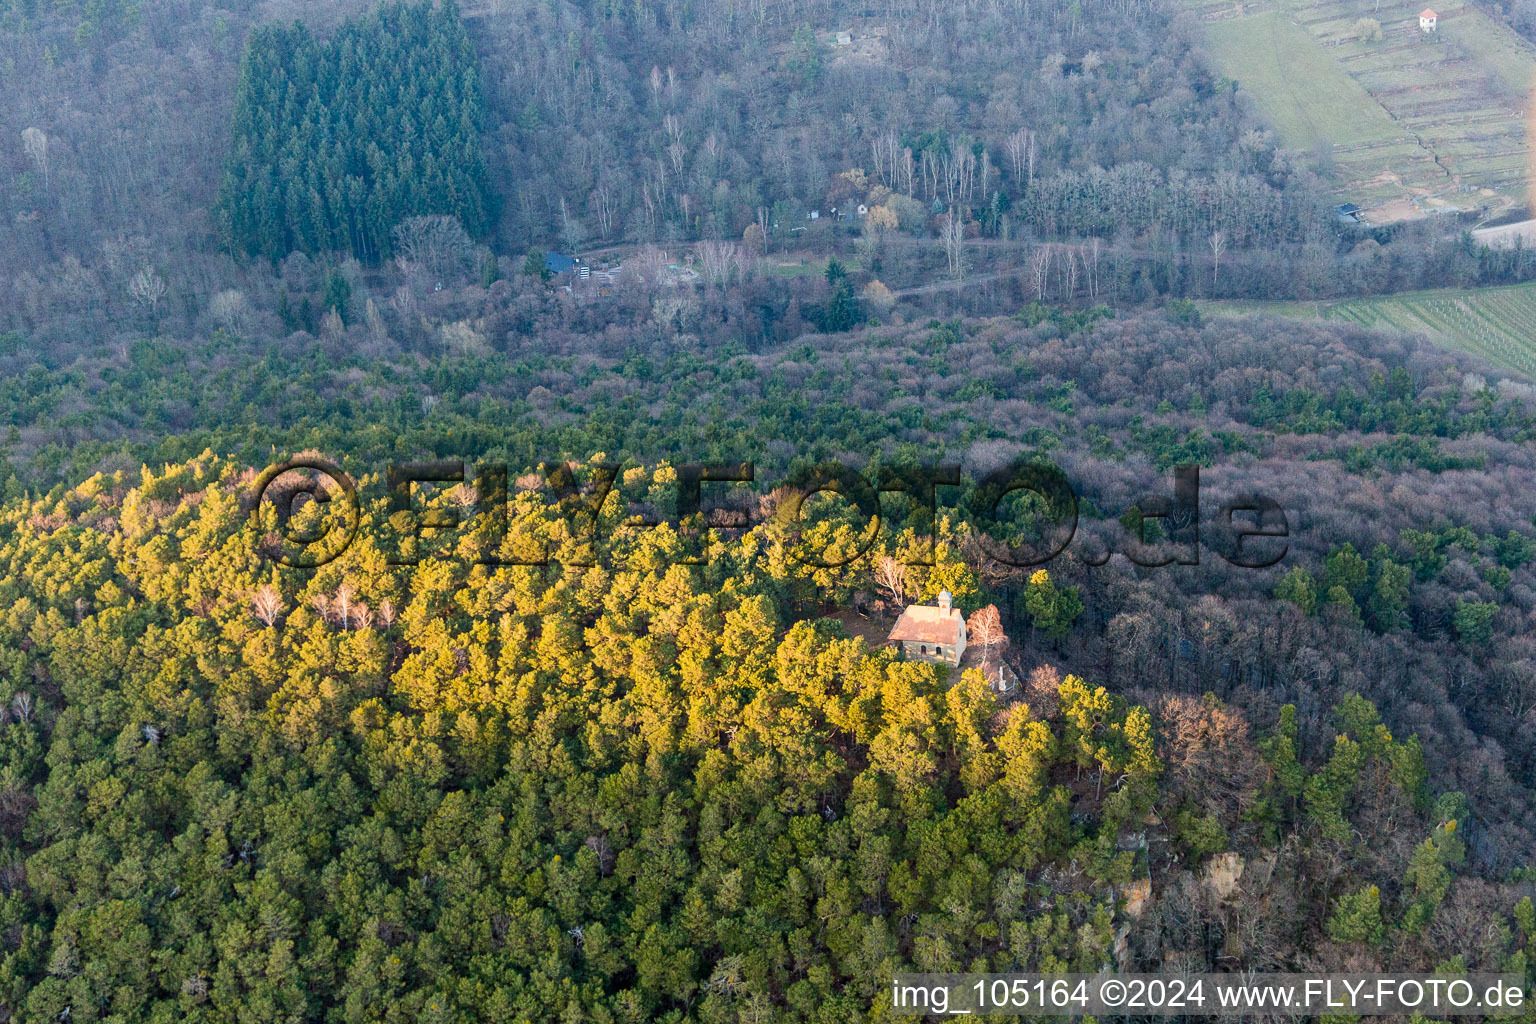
[1122,876,1153,917]
[1204,851,1244,899]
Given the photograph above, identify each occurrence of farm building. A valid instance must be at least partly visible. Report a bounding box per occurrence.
[1334,203,1365,224]
[544,252,576,274]
[1419,8,1437,31]
[887,591,967,666]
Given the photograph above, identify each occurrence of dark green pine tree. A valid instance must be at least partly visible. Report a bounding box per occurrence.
[819,258,861,333]
[216,0,494,264]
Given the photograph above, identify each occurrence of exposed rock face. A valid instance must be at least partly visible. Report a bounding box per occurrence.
[1117,830,1148,852]
[1115,874,1155,967]
[1123,876,1153,917]
[1205,851,1244,899]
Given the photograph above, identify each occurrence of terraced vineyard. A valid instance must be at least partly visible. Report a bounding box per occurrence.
[1201,282,1536,375]
[1182,0,1536,216]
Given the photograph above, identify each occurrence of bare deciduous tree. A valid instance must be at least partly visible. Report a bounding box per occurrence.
[391,284,417,320]
[871,130,902,188]
[1004,128,1028,181]
[335,584,355,629]
[251,584,283,627]
[941,209,966,280]
[1002,128,1036,185]
[559,196,587,252]
[1029,245,1052,301]
[593,182,617,239]
[1155,693,1263,816]
[320,310,345,343]
[128,267,167,312]
[0,785,33,839]
[1493,657,1536,723]
[1024,665,1062,717]
[21,127,48,189]
[1209,230,1226,288]
[623,246,669,288]
[967,604,1008,657]
[1085,237,1103,299]
[364,298,388,344]
[961,529,1020,587]
[874,554,908,606]
[392,215,475,283]
[652,294,700,337]
[697,240,745,285]
[210,289,251,334]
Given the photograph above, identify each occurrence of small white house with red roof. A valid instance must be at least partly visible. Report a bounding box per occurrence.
[1419,8,1437,31]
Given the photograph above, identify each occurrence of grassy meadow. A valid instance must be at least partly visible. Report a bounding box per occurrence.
[1182,0,1536,212]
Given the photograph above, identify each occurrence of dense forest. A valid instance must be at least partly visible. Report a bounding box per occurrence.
[0,0,1535,1019]
[217,2,494,262]
[8,0,1536,354]
[0,302,1531,1019]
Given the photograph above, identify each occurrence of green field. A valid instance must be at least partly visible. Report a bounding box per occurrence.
[1181,0,1536,214]
[1204,12,1403,149]
[1200,282,1536,376]
[765,254,866,277]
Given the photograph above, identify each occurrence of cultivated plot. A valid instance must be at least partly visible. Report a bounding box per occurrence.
[1201,281,1536,375]
[1184,0,1536,218]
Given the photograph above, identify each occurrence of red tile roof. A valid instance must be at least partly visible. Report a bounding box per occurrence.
[887,604,963,645]
[1421,8,1437,16]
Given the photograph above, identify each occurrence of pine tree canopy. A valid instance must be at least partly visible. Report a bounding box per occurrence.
[217,1,493,264]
